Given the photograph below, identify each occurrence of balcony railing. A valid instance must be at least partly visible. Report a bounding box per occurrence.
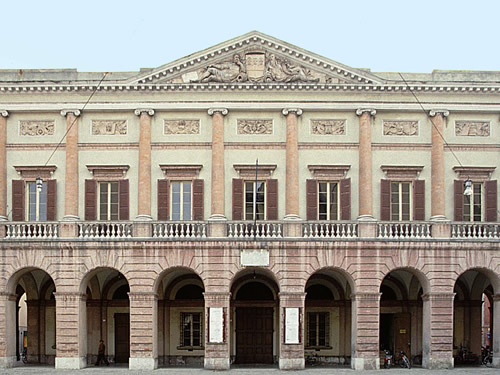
[377,222,432,239]
[153,222,208,238]
[79,222,133,239]
[451,222,500,239]
[227,222,283,238]
[5,222,59,239]
[302,222,358,239]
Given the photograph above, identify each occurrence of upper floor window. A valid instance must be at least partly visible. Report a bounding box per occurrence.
[245,181,265,220]
[27,181,47,221]
[171,181,192,220]
[98,182,119,220]
[463,182,483,222]
[390,182,412,221]
[318,181,339,220]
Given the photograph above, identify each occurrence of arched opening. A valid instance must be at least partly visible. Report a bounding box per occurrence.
[231,268,279,365]
[82,268,129,366]
[379,269,425,367]
[6,268,56,366]
[156,268,204,367]
[453,269,497,366]
[304,269,352,367]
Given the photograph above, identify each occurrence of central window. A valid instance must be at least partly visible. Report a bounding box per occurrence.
[464,182,483,222]
[307,312,329,348]
[245,181,265,220]
[98,182,119,220]
[318,182,339,220]
[171,181,192,220]
[27,181,47,221]
[180,312,202,348]
[391,182,412,221]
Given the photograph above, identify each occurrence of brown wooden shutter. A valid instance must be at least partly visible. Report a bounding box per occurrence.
[306,179,318,220]
[266,179,278,220]
[485,180,498,222]
[454,179,464,221]
[119,179,129,220]
[12,180,25,221]
[157,179,170,220]
[340,178,351,220]
[413,180,425,221]
[193,179,204,221]
[380,179,391,221]
[85,179,97,220]
[46,179,57,221]
[232,179,244,220]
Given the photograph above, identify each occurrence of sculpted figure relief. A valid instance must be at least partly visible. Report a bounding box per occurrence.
[263,54,319,83]
[199,54,248,83]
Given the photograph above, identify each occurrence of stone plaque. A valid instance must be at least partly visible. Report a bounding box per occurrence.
[237,120,273,135]
[246,52,266,80]
[240,249,269,266]
[311,119,346,135]
[209,307,224,343]
[455,121,490,136]
[285,307,299,344]
[19,120,55,136]
[92,120,127,135]
[164,120,200,135]
[383,121,418,136]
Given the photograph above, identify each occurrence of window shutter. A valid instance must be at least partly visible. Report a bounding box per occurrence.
[380,179,391,221]
[485,180,498,222]
[413,180,425,221]
[454,180,464,221]
[306,179,318,220]
[84,179,97,220]
[12,180,25,222]
[266,179,278,220]
[46,179,57,221]
[119,179,129,220]
[232,179,244,220]
[193,179,204,221]
[157,179,170,220]
[340,178,351,220]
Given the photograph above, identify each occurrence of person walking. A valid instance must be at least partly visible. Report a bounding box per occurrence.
[95,339,109,366]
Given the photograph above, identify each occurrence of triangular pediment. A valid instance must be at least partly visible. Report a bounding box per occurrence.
[128,31,383,86]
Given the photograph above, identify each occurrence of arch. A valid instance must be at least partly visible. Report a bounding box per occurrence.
[306,274,346,300]
[307,266,356,296]
[79,266,128,295]
[453,267,500,295]
[229,267,280,296]
[380,277,407,301]
[379,266,430,295]
[6,266,55,296]
[153,266,204,299]
[165,274,204,300]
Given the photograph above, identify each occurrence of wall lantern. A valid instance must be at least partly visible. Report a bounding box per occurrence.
[463,178,473,196]
[36,176,43,193]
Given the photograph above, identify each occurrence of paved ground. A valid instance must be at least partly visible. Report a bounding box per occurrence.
[0,364,499,374]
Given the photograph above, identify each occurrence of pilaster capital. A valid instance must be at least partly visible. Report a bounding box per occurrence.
[351,292,381,301]
[203,291,231,303]
[429,109,449,117]
[0,292,17,301]
[128,291,158,301]
[60,109,81,117]
[282,108,303,116]
[134,108,155,116]
[0,110,8,118]
[356,108,376,117]
[492,294,500,302]
[208,108,228,116]
[421,292,455,302]
[53,292,87,302]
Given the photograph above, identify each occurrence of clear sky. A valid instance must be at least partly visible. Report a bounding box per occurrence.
[1,0,498,74]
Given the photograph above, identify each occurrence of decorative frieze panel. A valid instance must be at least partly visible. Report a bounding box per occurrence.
[19,121,54,136]
[164,120,200,135]
[237,119,273,135]
[383,121,418,136]
[455,121,490,136]
[310,119,346,135]
[92,120,127,135]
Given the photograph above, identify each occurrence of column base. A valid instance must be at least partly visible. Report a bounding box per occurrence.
[429,215,448,222]
[357,214,376,221]
[422,356,453,369]
[492,356,500,367]
[62,215,80,222]
[204,357,230,370]
[129,357,157,370]
[208,214,227,221]
[55,356,86,369]
[134,214,153,221]
[283,214,301,221]
[0,356,15,368]
[279,357,304,370]
[351,356,379,370]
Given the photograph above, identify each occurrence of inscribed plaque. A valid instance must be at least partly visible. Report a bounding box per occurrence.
[209,307,224,343]
[240,249,269,266]
[285,307,299,344]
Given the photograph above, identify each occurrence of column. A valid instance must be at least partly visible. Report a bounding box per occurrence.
[492,295,500,367]
[208,108,228,220]
[429,110,449,221]
[134,109,154,221]
[61,110,81,221]
[356,109,376,220]
[203,292,230,370]
[422,292,454,369]
[278,292,306,370]
[282,108,302,220]
[351,292,380,370]
[54,292,87,369]
[129,292,158,369]
[0,293,16,367]
[0,111,8,221]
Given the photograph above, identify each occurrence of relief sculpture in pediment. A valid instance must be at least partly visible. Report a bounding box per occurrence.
[182,52,322,84]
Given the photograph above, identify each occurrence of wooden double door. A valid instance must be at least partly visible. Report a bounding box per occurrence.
[114,313,130,363]
[235,307,274,364]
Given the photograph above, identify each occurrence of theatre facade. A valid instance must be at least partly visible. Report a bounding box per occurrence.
[0,31,499,371]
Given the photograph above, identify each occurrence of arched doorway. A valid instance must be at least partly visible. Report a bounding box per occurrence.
[156,268,204,367]
[6,268,56,366]
[231,269,279,365]
[83,268,129,365]
[304,269,352,366]
[379,269,425,366]
[453,269,497,366]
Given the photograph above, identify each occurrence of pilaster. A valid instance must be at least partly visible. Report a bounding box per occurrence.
[429,110,449,221]
[356,109,376,221]
[135,109,154,221]
[491,294,500,367]
[203,291,231,370]
[278,292,306,370]
[0,293,17,367]
[282,108,302,220]
[61,109,81,221]
[351,292,380,370]
[208,108,228,221]
[0,111,8,221]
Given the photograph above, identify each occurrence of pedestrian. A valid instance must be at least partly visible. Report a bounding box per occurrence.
[95,339,109,366]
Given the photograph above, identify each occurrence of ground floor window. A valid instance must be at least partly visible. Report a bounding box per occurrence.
[180,312,202,348]
[307,312,330,348]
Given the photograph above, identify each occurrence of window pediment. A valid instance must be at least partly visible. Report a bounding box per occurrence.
[453,166,496,181]
[159,164,203,179]
[87,165,129,179]
[14,165,57,179]
[308,165,350,180]
[380,165,424,180]
[233,164,277,179]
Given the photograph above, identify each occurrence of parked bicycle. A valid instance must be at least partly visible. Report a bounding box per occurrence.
[482,346,493,367]
[21,348,27,364]
[399,351,411,369]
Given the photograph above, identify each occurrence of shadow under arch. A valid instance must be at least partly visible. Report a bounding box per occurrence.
[6,266,55,296]
[379,266,431,296]
[453,267,500,296]
[154,266,204,299]
[79,266,129,296]
[305,266,356,296]
[229,267,280,298]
